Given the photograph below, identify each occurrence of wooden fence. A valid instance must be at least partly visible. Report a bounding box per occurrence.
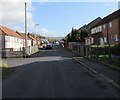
[67,42,120,58]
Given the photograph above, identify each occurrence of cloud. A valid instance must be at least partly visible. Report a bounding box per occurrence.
[37,28,56,36]
[0,1,35,33]
[104,3,112,6]
[0,0,57,37]
[0,0,48,2]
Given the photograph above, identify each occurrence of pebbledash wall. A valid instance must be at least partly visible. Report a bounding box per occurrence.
[5,35,23,51]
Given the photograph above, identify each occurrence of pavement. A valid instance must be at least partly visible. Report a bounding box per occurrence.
[2,46,120,98]
[64,47,120,90]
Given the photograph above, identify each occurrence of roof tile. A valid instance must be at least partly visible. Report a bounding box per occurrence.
[0,25,22,38]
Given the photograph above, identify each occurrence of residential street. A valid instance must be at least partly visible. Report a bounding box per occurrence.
[2,46,119,98]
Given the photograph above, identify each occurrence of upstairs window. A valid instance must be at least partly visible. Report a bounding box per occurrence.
[109,22,112,28]
[103,24,106,29]
[114,34,118,41]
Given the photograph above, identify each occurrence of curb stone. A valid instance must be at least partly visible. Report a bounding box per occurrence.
[64,47,120,91]
[64,47,120,71]
[86,57,120,71]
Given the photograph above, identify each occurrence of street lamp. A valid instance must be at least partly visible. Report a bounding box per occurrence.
[34,24,39,34]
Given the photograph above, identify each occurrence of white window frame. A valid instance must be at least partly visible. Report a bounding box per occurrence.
[109,22,112,28]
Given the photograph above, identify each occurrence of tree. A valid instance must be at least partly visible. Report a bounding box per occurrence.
[67,28,89,42]
[69,28,81,42]
[80,29,89,42]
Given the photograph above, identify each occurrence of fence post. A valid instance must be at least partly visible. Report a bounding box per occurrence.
[96,45,99,58]
[85,45,89,57]
[84,45,86,57]
[108,44,111,61]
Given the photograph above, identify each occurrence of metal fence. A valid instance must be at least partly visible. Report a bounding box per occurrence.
[27,45,39,55]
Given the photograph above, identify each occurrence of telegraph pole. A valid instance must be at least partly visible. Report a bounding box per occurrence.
[24,2,27,57]
[118,1,120,44]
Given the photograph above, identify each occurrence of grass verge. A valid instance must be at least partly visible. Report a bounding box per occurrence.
[89,55,120,68]
[0,63,14,79]
[1,67,14,79]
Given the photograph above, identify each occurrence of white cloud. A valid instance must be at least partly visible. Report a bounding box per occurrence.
[0,0,57,37]
[0,0,48,2]
[104,3,112,6]
[0,1,35,33]
[0,0,119,2]
[37,28,56,36]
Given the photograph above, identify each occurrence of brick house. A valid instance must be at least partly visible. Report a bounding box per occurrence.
[91,9,120,45]
[78,17,102,45]
[91,21,103,45]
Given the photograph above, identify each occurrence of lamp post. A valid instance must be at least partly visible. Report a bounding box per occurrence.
[34,24,39,35]
[34,24,39,45]
[118,1,120,44]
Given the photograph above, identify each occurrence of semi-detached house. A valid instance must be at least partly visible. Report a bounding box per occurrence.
[0,25,24,51]
[16,32,32,47]
[91,9,120,45]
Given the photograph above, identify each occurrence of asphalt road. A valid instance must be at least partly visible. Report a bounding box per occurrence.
[2,46,120,98]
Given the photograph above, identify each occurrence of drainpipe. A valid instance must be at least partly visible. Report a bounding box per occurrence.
[106,21,111,60]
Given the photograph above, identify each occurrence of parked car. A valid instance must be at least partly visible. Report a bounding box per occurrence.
[46,43,52,49]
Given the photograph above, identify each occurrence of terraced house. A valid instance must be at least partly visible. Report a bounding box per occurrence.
[91,9,120,45]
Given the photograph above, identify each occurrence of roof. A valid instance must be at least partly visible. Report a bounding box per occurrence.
[78,24,88,31]
[87,17,102,26]
[91,9,120,28]
[0,25,22,38]
[102,9,120,23]
[88,17,102,28]
[16,32,26,38]
[0,29,4,34]
[28,35,36,40]
[36,37,42,41]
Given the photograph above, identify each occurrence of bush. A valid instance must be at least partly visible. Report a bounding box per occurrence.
[110,44,120,56]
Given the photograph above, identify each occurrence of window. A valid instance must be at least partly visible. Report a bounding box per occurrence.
[95,28,97,33]
[104,37,107,43]
[109,22,112,28]
[91,29,94,34]
[14,38,16,43]
[10,37,14,42]
[97,26,102,32]
[114,34,118,41]
[91,38,94,44]
[103,24,106,29]
[5,36,10,42]
[17,39,19,43]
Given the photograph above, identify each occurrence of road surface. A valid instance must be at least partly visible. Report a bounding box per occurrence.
[2,46,120,98]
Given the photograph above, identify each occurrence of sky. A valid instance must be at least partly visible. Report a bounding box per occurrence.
[0,1,119,37]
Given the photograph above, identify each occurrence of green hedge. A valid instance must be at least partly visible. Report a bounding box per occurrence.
[90,44,120,56]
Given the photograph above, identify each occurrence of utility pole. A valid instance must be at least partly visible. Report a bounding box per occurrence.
[24,2,27,57]
[118,1,120,44]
